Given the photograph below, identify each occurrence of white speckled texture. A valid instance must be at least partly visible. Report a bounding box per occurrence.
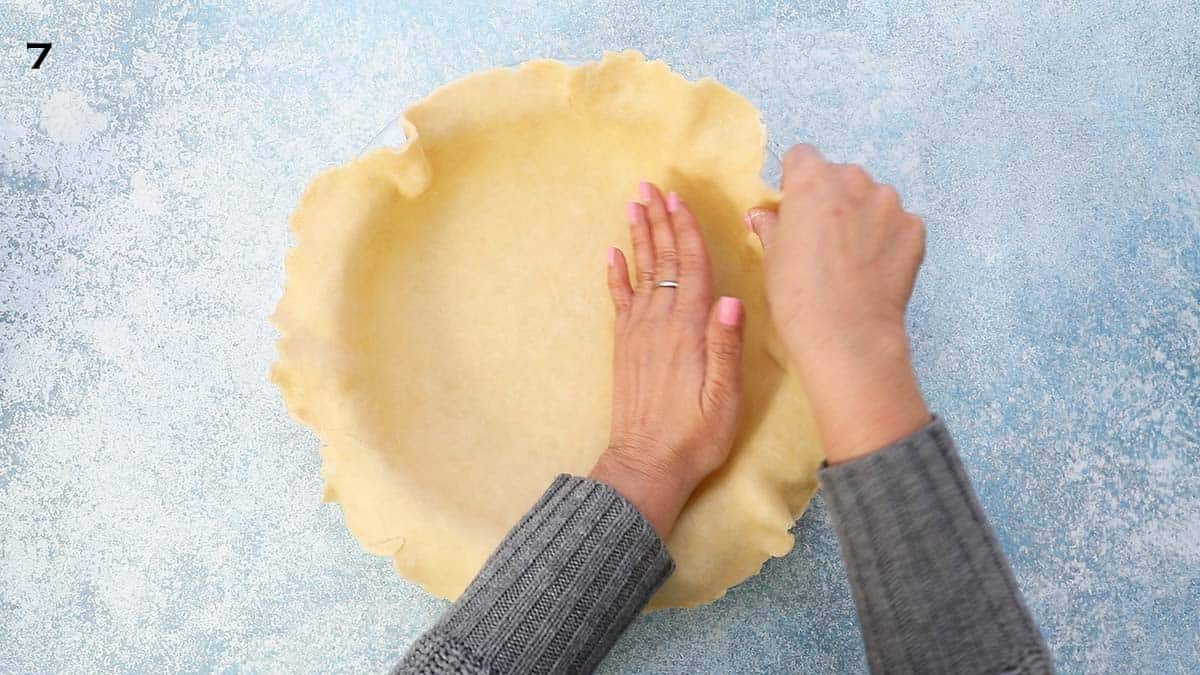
[1,2,1197,673]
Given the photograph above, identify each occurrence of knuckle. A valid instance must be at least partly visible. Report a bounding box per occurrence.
[703,382,736,411]
[876,184,901,210]
[841,164,872,192]
[656,248,680,268]
[782,148,824,191]
[678,248,705,271]
[782,169,818,194]
[783,145,807,167]
[709,338,741,362]
[904,213,926,236]
[783,144,819,168]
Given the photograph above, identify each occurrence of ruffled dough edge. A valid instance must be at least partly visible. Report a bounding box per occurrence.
[269,50,820,610]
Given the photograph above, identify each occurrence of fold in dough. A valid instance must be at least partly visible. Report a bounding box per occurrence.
[271,51,824,609]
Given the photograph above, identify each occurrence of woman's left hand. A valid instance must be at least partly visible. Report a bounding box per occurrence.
[589,181,745,538]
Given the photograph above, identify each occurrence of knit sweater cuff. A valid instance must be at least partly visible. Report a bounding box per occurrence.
[819,417,1052,674]
[396,474,674,674]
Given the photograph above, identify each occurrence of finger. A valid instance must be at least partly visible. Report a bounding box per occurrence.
[667,192,712,311]
[702,296,744,417]
[606,246,633,319]
[781,143,825,192]
[627,201,656,292]
[745,207,780,248]
[640,181,679,291]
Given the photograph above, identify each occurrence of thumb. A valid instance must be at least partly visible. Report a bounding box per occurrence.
[745,207,779,248]
[702,296,744,416]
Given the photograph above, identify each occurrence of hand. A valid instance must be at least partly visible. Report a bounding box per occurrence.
[748,145,930,464]
[589,182,745,538]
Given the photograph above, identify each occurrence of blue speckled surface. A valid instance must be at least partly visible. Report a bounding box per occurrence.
[2,1,1198,672]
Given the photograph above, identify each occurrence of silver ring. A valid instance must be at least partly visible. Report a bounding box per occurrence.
[655,280,679,289]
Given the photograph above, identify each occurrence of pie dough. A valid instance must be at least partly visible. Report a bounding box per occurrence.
[271,51,824,609]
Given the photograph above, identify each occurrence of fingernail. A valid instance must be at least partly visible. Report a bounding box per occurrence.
[607,246,617,266]
[667,191,681,213]
[638,181,653,203]
[626,202,644,225]
[717,296,742,326]
[744,212,755,232]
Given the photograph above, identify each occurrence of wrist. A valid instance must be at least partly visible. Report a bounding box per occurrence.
[587,449,697,538]
[790,330,930,465]
[787,321,910,370]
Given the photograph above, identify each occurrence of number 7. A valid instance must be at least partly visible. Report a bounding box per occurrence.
[27,42,51,69]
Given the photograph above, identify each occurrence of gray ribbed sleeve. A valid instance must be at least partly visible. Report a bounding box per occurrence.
[820,417,1054,674]
[393,474,674,675]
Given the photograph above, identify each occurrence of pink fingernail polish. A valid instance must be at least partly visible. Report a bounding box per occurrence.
[626,202,643,225]
[744,212,755,232]
[607,246,617,266]
[638,181,653,203]
[717,296,742,326]
[667,191,681,213]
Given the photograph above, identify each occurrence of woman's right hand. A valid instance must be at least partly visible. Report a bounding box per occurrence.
[747,144,930,464]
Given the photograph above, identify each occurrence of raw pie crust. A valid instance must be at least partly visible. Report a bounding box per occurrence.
[271,51,824,609]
